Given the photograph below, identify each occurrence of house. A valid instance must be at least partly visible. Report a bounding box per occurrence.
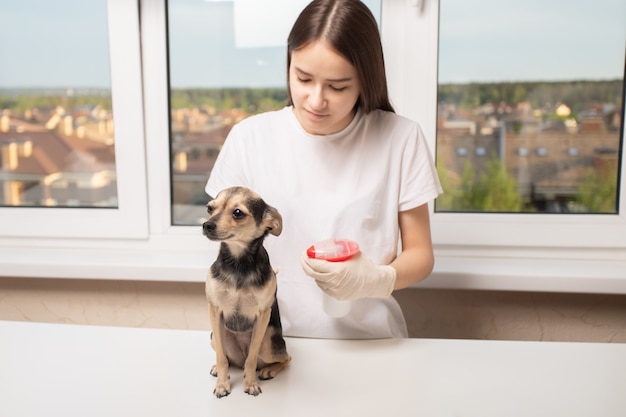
[0,111,116,207]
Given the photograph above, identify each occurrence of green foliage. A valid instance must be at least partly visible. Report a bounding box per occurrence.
[2,88,287,116]
[436,156,524,212]
[459,160,478,209]
[434,160,457,210]
[438,80,623,113]
[474,157,524,212]
[576,168,618,213]
[169,88,288,113]
[0,93,112,113]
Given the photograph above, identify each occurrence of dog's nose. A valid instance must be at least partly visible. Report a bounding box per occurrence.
[202,221,216,235]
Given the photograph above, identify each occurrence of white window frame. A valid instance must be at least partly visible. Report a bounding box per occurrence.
[0,0,624,295]
[382,0,626,292]
[0,0,148,239]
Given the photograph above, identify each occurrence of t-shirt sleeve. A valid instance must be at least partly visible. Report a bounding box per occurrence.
[204,124,251,198]
[398,123,443,211]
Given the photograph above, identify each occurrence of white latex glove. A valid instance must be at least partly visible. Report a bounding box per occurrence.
[300,252,397,301]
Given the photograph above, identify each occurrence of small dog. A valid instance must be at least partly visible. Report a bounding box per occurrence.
[202,186,290,398]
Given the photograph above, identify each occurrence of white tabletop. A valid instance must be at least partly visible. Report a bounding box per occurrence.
[1,321,624,417]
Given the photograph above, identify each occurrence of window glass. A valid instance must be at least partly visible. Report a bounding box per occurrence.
[0,1,117,208]
[436,0,624,214]
[167,0,381,225]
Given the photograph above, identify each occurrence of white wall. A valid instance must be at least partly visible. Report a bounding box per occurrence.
[1,277,624,342]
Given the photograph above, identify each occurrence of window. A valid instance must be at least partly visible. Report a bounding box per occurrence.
[0,0,147,238]
[383,0,626,253]
[435,0,623,215]
[1,0,624,292]
[166,0,382,225]
[0,2,116,209]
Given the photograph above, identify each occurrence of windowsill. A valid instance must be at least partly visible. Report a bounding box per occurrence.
[1,238,625,294]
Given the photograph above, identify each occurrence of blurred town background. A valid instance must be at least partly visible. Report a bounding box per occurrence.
[0,88,116,209]
[1,79,621,223]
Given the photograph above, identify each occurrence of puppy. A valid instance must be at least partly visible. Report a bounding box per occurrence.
[202,186,290,398]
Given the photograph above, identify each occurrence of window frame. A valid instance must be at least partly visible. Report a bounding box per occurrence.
[382,0,626,250]
[0,0,624,295]
[0,0,149,239]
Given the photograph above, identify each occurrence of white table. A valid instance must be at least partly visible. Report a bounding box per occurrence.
[1,321,624,417]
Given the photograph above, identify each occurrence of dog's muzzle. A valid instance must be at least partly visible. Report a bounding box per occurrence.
[202,221,216,237]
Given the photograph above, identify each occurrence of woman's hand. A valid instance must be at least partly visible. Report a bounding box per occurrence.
[300,252,396,300]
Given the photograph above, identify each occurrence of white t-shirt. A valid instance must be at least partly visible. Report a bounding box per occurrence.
[205,106,442,339]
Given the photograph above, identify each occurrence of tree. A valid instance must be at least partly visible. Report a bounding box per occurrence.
[473,157,524,212]
[434,160,458,211]
[576,167,618,213]
[436,156,524,212]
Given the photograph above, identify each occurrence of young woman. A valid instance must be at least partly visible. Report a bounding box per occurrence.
[205,0,442,339]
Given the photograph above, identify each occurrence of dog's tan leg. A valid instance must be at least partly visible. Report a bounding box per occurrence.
[258,356,292,380]
[257,327,291,380]
[243,308,271,396]
[208,305,231,398]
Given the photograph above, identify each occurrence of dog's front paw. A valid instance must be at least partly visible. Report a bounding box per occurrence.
[258,367,276,380]
[244,381,262,396]
[213,381,231,398]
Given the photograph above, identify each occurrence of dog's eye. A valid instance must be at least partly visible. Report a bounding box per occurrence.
[207,205,214,214]
[232,209,245,219]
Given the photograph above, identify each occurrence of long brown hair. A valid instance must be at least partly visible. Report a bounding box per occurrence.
[286,0,394,113]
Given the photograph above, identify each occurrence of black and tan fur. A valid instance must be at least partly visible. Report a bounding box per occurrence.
[202,186,290,398]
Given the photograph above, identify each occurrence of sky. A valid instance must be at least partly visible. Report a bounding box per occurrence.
[438,0,626,83]
[0,0,110,89]
[0,0,624,89]
[166,0,381,88]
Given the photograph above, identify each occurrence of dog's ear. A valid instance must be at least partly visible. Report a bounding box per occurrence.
[263,205,283,236]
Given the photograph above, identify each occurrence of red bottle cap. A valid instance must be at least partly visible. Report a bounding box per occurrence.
[306,239,360,262]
